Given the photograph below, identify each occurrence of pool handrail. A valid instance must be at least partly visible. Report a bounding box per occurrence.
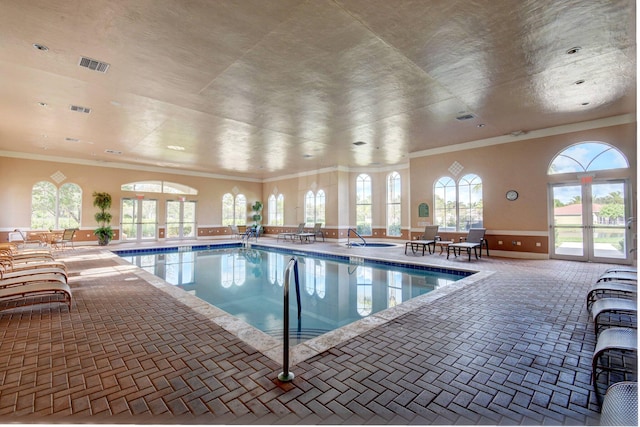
[347,228,366,247]
[278,256,300,382]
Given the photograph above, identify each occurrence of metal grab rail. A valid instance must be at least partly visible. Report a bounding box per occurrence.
[347,228,366,247]
[278,256,301,382]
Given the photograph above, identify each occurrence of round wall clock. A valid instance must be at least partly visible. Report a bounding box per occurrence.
[506,190,519,201]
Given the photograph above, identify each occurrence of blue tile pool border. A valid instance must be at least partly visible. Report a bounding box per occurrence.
[113,242,473,279]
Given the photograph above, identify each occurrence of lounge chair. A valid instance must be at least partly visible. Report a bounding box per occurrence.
[405,225,439,256]
[277,223,305,242]
[591,297,637,335]
[447,228,487,261]
[605,266,637,275]
[0,281,72,311]
[52,228,77,250]
[298,223,325,243]
[599,381,638,425]
[228,225,241,239]
[598,271,637,284]
[587,281,637,314]
[11,229,43,248]
[0,264,68,281]
[592,328,637,403]
[1,272,68,288]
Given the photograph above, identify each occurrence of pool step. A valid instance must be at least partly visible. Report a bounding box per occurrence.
[263,327,330,342]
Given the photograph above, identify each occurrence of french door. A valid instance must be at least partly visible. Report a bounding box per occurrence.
[550,180,631,263]
[121,198,158,241]
[166,200,196,240]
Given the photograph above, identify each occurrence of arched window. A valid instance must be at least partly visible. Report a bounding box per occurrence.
[356,266,373,316]
[304,259,326,298]
[434,174,483,231]
[31,181,82,229]
[548,142,629,174]
[386,171,401,236]
[222,193,246,226]
[268,194,285,226]
[458,174,483,230]
[221,253,245,287]
[304,190,325,226]
[434,177,457,232]
[356,174,372,236]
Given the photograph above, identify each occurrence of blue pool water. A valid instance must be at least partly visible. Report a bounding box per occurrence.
[117,244,469,343]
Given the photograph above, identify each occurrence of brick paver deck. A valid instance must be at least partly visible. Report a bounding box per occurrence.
[0,239,632,424]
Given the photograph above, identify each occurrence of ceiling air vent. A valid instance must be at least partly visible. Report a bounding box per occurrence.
[455,113,476,121]
[78,56,110,73]
[104,149,122,155]
[70,104,91,114]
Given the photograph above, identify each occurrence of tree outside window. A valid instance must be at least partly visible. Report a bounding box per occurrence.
[434,174,483,231]
[31,181,81,229]
[222,193,246,226]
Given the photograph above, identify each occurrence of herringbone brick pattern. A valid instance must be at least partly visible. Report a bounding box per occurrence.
[0,242,623,424]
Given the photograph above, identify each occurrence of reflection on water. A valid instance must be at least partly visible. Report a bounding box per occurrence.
[121,248,465,342]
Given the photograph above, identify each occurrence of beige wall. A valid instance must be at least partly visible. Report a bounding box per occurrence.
[0,122,636,256]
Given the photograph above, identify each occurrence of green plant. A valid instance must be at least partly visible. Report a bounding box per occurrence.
[251,201,263,226]
[93,191,114,245]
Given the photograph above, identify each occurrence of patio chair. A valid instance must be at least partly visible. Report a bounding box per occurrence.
[587,281,637,314]
[0,280,72,311]
[228,225,241,239]
[592,328,637,403]
[447,228,487,261]
[298,223,325,243]
[598,271,637,285]
[405,225,439,256]
[277,223,305,242]
[591,297,637,335]
[52,228,77,250]
[12,229,43,248]
[599,381,638,425]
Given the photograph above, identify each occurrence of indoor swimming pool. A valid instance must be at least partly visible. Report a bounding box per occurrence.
[117,244,471,344]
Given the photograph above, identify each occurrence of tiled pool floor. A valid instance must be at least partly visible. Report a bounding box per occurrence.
[0,238,628,424]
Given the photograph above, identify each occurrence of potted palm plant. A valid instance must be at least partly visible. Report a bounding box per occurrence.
[93,191,114,245]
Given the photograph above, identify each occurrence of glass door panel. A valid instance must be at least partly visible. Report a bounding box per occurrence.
[551,184,585,260]
[166,200,196,240]
[591,181,628,261]
[550,180,630,263]
[121,198,157,241]
[141,200,157,239]
[121,199,137,240]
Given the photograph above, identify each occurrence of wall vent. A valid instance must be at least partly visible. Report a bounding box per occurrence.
[455,113,476,121]
[104,149,122,155]
[78,56,110,73]
[70,104,91,114]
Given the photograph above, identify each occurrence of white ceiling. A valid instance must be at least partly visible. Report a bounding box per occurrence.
[0,0,635,180]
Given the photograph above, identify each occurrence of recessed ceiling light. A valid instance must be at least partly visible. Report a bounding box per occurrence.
[167,145,185,151]
[477,123,486,128]
[566,46,581,55]
[574,79,585,85]
[581,102,590,106]
[353,141,366,146]
[303,154,313,158]
[33,43,48,51]
[38,102,48,107]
